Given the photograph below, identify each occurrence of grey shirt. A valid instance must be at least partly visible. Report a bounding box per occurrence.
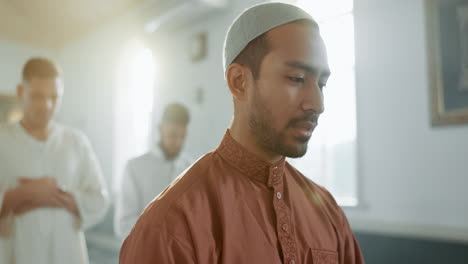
[114,146,192,238]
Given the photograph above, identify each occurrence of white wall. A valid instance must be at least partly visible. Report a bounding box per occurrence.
[150,0,468,241]
[50,0,468,242]
[52,0,264,200]
[345,0,468,240]
[56,9,148,193]
[0,40,56,94]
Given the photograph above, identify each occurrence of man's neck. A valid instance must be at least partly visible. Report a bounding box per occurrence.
[229,122,283,164]
[20,119,51,142]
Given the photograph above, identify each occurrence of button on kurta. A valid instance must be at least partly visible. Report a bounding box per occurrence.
[276,192,282,199]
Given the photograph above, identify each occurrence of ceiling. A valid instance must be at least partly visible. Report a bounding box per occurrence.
[0,0,145,49]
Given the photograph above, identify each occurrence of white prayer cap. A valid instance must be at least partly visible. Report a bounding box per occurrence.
[223,2,317,74]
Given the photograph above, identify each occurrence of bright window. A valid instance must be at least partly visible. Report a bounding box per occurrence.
[281,0,358,206]
[113,40,156,192]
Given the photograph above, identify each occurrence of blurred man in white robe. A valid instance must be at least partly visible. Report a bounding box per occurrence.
[0,57,109,264]
[114,103,192,238]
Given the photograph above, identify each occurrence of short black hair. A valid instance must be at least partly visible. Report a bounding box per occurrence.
[162,103,190,125]
[22,57,62,81]
[231,33,271,80]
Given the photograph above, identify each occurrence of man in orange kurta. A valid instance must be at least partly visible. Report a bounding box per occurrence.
[120,3,365,264]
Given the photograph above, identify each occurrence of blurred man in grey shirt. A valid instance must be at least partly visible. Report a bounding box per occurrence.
[114,103,192,238]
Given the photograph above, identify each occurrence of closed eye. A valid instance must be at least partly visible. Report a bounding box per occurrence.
[288,76,305,84]
[319,82,327,90]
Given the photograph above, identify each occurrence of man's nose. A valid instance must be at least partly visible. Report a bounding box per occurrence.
[301,80,324,114]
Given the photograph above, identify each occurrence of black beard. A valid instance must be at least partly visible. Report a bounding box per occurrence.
[248,89,310,158]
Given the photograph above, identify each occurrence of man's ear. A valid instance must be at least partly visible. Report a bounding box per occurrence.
[226,63,252,101]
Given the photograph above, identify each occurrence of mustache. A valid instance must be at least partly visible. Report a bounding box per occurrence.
[288,112,320,127]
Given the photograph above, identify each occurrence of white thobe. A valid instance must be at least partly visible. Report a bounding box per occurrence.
[114,146,192,238]
[0,122,109,264]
